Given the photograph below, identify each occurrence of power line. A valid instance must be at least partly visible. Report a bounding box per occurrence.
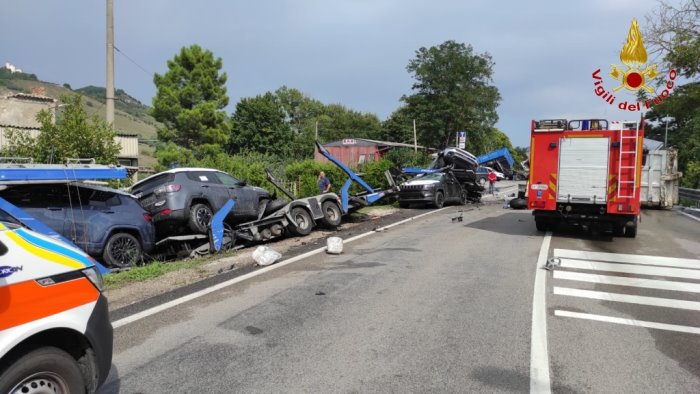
[114,45,152,76]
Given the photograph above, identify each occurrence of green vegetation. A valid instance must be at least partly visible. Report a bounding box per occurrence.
[151,44,231,159]
[644,0,700,188]
[1,94,120,163]
[104,258,211,289]
[393,40,501,151]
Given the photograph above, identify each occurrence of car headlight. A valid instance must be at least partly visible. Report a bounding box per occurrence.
[82,266,105,292]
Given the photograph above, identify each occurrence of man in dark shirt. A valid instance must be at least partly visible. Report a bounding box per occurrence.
[318,171,331,193]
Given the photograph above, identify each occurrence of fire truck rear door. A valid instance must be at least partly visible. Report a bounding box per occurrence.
[557,137,609,203]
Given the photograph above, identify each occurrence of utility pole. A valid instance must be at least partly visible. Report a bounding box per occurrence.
[413,119,417,152]
[664,117,669,147]
[106,0,115,125]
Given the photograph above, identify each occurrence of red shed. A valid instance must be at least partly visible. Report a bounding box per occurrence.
[315,138,426,168]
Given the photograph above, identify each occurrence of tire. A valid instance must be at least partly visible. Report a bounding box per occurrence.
[625,223,637,238]
[287,207,313,236]
[613,223,625,236]
[188,203,213,234]
[432,191,445,208]
[264,199,288,215]
[320,200,342,227]
[509,198,527,210]
[103,232,142,268]
[459,190,468,205]
[535,218,548,232]
[0,346,85,394]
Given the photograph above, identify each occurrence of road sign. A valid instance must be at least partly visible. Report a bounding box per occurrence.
[457,131,467,149]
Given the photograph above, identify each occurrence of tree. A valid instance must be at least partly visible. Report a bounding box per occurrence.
[1,94,119,164]
[643,0,700,188]
[229,92,295,157]
[151,45,230,158]
[401,40,501,150]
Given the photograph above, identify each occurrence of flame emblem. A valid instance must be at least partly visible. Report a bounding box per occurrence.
[610,19,658,93]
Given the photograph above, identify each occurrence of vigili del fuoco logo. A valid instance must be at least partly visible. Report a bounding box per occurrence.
[592,18,677,112]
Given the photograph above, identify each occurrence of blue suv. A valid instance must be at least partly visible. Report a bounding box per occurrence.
[0,182,155,268]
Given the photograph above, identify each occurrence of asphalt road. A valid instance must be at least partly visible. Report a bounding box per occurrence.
[101,202,700,393]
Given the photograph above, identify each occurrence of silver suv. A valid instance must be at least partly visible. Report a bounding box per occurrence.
[131,168,279,237]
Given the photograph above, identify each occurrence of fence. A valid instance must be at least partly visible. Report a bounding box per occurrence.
[679,187,700,207]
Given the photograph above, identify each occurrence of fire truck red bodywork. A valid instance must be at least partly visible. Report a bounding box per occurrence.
[527,119,644,236]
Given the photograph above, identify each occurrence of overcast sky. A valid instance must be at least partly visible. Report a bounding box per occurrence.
[1,0,678,147]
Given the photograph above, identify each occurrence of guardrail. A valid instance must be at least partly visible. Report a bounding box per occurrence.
[679,187,700,204]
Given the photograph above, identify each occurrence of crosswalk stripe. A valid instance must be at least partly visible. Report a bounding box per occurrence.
[554,310,700,335]
[558,258,700,280]
[553,271,700,293]
[553,287,700,311]
[554,249,700,270]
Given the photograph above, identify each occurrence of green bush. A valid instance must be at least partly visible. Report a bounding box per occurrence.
[356,159,394,189]
[382,148,431,169]
[284,159,348,197]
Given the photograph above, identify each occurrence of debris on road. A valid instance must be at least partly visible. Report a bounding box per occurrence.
[326,236,343,254]
[252,246,282,266]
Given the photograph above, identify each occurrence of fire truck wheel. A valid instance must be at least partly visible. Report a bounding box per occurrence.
[433,191,445,208]
[625,223,637,238]
[535,218,548,232]
[188,203,213,234]
[320,200,342,227]
[0,346,85,394]
[287,207,313,236]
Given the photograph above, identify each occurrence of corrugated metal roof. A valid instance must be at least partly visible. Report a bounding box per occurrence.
[3,93,57,103]
[323,138,424,149]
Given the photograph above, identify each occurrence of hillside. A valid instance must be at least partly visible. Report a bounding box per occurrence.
[0,76,159,140]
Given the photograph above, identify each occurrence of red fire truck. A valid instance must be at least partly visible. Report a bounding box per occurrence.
[527,118,644,237]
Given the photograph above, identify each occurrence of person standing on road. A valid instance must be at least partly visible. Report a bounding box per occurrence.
[488,170,497,194]
[318,171,331,193]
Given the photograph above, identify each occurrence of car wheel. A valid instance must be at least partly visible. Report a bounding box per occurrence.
[433,191,445,208]
[0,347,85,394]
[188,203,213,234]
[478,177,488,187]
[287,207,313,236]
[459,190,468,205]
[320,200,342,227]
[103,232,142,268]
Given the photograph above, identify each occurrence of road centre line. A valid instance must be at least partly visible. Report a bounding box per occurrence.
[554,249,700,269]
[558,259,700,280]
[553,287,700,311]
[554,310,700,335]
[112,207,449,329]
[530,232,551,394]
[553,271,700,293]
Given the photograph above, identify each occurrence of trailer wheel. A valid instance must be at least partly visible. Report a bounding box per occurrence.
[287,207,313,236]
[103,232,142,268]
[433,191,445,208]
[320,200,342,227]
[189,203,213,234]
[0,347,85,394]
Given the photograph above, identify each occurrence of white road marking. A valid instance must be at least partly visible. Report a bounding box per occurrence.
[112,207,449,329]
[530,232,552,394]
[555,310,700,335]
[679,210,700,223]
[553,271,700,293]
[553,287,700,311]
[554,249,700,269]
[558,258,700,280]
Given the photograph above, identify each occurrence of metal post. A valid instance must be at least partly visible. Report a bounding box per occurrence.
[106,0,115,125]
[413,119,417,152]
[664,117,669,147]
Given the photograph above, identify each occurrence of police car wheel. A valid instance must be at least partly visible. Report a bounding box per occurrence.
[0,347,85,394]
